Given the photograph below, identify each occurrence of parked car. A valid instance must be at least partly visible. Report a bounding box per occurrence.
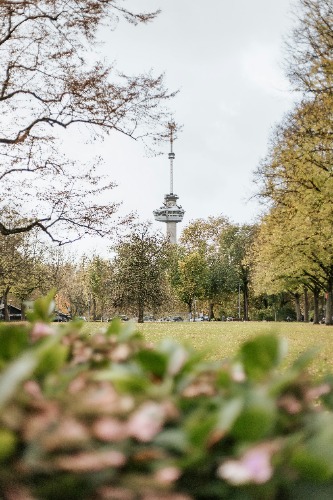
[52,315,69,322]
[108,315,129,322]
[143,316,155,322]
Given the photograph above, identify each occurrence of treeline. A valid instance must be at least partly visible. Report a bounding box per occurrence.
[0,217,319,324]
[0,222,175,322]
[251,0,333,325]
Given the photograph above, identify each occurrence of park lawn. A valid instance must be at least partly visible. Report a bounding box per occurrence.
[83,320,333,377]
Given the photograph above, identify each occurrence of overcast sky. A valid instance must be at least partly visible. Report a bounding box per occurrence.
[64,0,297,253]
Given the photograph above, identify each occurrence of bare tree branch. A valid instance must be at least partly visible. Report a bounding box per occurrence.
[0,1,175,243]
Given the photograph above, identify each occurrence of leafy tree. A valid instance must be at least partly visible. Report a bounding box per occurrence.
[254,0,333,324]
[250,209,311,322]
[179,216,234,319]
[112,223,171,323]
[179,217,254,320]
[171,249,208,318]
[204,253,233,320]
[286,0,333,95]
[180,215,230,254]
[11,236,50,319]
[0,211,41,318]
[0,1,175,243]
[86,255,113,321]
[0,233,27,320]
[64,259,89,319]
[256,99,333,324]
[218,224,255,321]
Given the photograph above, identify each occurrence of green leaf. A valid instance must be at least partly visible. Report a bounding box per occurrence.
[34,474,91,500]
[0,350,39,409]
[94,364,149,393]
[231,389,276,441]
[105,317,122,336]
[118,323,142,343]
[216,398,244,433]
[135,349,168,378]
[25,289,56,323]
[185,408,218,447]
[216,368,233,388]
[0,429,17,461]
[0,331,65,409]
[292,446,333,482]
[158,338,191,376]
[291,346,319,372]
[320,374,333,410]
[292,415,333,481]
[240,334,286,379]
[34,344,68,378]
[154,429,189,453]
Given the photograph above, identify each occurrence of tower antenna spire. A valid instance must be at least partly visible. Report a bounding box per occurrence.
[168,121,176,194]
[153,121,185,244]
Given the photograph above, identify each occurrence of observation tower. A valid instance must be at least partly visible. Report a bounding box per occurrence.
[153,123,185,244]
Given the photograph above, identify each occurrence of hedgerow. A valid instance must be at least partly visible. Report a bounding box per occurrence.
[1,294,333,499]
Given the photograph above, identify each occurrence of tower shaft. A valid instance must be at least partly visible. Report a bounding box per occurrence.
[166,222,177,244]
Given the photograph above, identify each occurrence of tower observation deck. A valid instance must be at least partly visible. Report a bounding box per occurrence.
[153,123,185,244]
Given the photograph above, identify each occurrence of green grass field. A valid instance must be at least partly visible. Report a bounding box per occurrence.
[84,320,333,377]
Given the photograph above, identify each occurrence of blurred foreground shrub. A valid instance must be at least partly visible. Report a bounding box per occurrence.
[1,295,333,499]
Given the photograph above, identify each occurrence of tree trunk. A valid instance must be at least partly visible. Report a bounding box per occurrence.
[3,287,10,321]
[138,302,144,323]
[208,302,214,321]
[303,286,309,323]
[243,282,249,321]
[313,287,320,324]
[92,296,97,321]
[294,293,302,322]
[21,301,26,321]
[325,280,333,325]
[188,300,195,321]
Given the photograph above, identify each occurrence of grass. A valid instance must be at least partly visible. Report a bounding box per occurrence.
[84,320,333,377]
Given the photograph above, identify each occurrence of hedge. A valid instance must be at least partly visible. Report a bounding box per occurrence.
[1,294,333,499]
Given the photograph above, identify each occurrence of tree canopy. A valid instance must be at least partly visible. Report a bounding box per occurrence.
[0,1,175,243]
[253,0,333,324]
[111,224,171,323]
